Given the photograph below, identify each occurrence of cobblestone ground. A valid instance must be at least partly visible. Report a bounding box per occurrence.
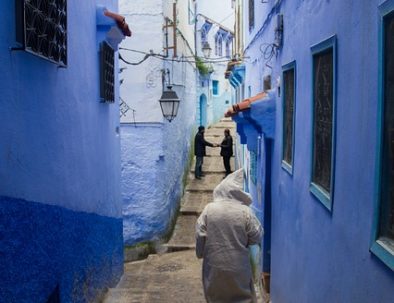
[103,119,269,303]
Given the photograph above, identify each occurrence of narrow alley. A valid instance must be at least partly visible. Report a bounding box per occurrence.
[104,119,238,303]
[2,1,394,302]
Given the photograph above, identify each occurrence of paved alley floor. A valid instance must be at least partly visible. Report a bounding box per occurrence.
[103,119,243,303]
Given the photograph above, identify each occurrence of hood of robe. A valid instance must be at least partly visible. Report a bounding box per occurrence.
[213,168,252,205]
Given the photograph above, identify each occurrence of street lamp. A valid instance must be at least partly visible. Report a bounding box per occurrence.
[202,41,212,59]
[159,86,180,122]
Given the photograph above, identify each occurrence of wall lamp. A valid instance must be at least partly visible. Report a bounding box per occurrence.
[159,69,180,122]
[202,41,212,59]
[159,86,180,122]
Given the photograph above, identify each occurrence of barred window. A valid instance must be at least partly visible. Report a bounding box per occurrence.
[100,42,115,103]
[282,64,296,172]
[379,11,394,249]
[312,49,333,194]
[16,0,67,66]
[310,36,336,210]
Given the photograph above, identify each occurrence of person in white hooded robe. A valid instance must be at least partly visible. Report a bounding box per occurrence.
[195,169,263,303]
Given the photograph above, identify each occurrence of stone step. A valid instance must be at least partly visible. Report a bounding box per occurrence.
[104,251,206,303]
[186,173,224,192]
[180,191,212,215]
[204,146,221,157]
[103,288,147,303]
[166,215,197,249]
[190,156,234,173]
[213,121,236,128]
[205,127,236,138]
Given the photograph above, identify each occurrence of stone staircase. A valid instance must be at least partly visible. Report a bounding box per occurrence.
[103,118,235,303]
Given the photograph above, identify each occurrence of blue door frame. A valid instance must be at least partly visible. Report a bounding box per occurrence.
[199,94,207,127]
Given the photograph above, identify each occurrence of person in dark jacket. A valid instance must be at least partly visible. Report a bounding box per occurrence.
[220,128,233,177]
[195,126,217,179]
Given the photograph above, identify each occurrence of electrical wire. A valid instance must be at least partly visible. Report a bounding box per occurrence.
[119,52,236,65]
[119,47,247,65]
[244,0,283,52]
[119,52,151,65]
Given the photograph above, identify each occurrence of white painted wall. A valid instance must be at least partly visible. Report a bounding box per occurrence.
[120,0,164,123]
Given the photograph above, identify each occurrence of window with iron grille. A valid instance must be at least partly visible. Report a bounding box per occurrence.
[15,0,67,66]
[310,36,336,210]
[100,42,115,103]
[378,10,394,251]
[249,0,255,31]
[282,63,296,173]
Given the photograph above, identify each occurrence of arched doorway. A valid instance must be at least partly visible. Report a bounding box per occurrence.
[199,94,207,127]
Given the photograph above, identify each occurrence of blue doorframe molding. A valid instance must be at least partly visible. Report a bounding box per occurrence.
[232,92,276,274]
[370,0,394,272]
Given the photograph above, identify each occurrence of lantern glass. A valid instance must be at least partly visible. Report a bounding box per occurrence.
[159,86,180,122]
[202,42,212,58]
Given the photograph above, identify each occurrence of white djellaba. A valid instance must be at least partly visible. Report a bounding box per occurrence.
[195,169,263,303]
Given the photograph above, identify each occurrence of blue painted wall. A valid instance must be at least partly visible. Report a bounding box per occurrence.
[237,0,394,302]
[0,0,123,301]
[121,76,196,246]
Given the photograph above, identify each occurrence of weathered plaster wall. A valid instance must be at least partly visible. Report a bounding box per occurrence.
[120,0,197,245]
[119,0,163,123]
[241,0,394,302]
[0,0,123,301]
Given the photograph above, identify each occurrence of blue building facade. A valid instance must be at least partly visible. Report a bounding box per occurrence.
[195,0,235,128]
[229,0,394,301]
[0,1,124,302]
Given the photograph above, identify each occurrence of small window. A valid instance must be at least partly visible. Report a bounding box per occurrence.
[15,0,68,66]
[372,8,394,269]
[250,150,257,184]
[100,42,115,103]
[310,36,337,210]
[201,29,207,47]
[225,40,231,58]
[216,36,223,57]
[212,80,219,95]
[249,0,255,31]
[263,75,272,91]
[282,62,296,173]
[215,36,219,56]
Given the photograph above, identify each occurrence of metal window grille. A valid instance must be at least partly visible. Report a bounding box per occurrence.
[15,0,67,66]
[100,42,115,103]
[283,68,295,166]
[312,48,333,193]
[379,11,394,243]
